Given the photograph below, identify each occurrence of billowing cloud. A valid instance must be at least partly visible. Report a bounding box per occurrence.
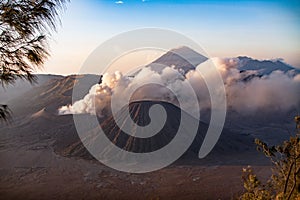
[115,1,124,4]
[58,58,300,117]
[211,57,300,114]
[59,67,201,117]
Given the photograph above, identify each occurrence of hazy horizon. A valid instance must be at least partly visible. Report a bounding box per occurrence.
[38,50,300,76]
[38,0,300,75]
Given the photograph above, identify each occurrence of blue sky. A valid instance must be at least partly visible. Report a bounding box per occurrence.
[42,0,300,74]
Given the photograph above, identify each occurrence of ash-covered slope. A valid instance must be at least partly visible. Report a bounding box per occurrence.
[0,74,100,157]
[0,74,63,103]
[102,100,204,153]
[6,74,99,116]
[61,100,257,164]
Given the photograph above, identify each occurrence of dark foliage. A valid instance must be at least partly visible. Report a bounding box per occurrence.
[240,116,300,199]
[0,0,68,121]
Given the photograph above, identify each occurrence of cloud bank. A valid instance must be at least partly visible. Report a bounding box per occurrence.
[59,58,300,117]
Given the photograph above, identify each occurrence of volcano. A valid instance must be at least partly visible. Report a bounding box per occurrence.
[59,100,257,164]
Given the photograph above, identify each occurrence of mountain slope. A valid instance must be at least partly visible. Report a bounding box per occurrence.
[0,74,63,103]
[59,100,257,164]
[237,56,300,75]
[6,74,99,116]
[149,46,208,74]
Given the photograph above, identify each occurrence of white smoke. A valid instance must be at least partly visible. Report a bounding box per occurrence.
[59,71,130,116]
[58,58,300,116]
[211,57,300,114]
[226,70,300,113]
[59,66,205,117]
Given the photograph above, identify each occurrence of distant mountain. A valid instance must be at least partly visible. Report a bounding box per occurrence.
[130,46,299,78]
[5,74,99,116]
[237,56,300,75]
[0,74,63,103]
[150,46,208,74]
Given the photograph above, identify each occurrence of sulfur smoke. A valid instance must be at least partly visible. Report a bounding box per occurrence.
[58,58,300,116]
